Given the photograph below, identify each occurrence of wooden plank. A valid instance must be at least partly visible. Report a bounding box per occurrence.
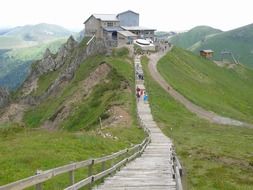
[94,149,127,164]
[64,176,93,190]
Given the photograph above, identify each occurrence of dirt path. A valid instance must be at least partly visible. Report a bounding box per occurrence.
[147,46,253,128]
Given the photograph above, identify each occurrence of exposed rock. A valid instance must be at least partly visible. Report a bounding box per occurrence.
[41,38,106,100]
[41,63,111,129]
[0,87,9,108]
[19,37,107,104]
[32,36,78,77]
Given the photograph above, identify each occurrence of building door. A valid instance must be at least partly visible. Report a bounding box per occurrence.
[112,31,117,40]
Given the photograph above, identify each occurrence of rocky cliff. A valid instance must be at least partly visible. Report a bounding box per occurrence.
[0,87,9,108]
[20,36,107,104]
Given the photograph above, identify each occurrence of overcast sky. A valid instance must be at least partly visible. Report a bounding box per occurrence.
[1,0,252,31]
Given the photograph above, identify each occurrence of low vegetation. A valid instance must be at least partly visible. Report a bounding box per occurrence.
[0,125,144,188]
[0,48,145,188]
[142,56,253,189]
[157,47,253,124]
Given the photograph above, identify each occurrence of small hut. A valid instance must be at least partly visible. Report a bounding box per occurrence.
[200,49,214,58]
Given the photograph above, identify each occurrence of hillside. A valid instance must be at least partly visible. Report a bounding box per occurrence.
[169,26,222,49]
[157,47,253,124]
[142,56,253,189]
[0,38,145,187]
[189,23,253,67]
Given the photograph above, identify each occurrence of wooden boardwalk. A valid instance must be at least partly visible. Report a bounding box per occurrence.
[93,57,177,190]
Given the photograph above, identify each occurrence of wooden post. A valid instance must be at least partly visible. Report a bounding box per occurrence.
[88,160,94,190]
[125,149,129,163]
[35,170,43,190]
[99,117,102,129]
[88,160,94,177]
[69,170,75,185]
[110,159,115,176]
[101,161,106,172]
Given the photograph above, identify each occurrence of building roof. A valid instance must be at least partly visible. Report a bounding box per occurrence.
[93,14,119,21]
[117,30,137,37]
[103,27,123,32]
[117,10,139,16]
[121,26,156,31]
[84,14,119,24]
[200,49,214,53]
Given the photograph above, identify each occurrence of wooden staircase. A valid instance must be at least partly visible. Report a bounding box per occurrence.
[93,57,180,190]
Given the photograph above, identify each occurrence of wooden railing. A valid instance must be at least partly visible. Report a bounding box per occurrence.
[172,152,183,190]
[86,35,96,46]
[0,136,150,190]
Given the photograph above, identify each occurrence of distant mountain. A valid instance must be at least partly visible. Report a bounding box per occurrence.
[169,26,222,49]
[0,28,12,35]
[4,23,74,42]
[189,23,253,67]
[155,31,177,41]
[0,23,76,89]
[0,23,75,49]
[0,38,67,90]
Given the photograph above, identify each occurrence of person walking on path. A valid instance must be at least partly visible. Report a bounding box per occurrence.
[143,92,148,103]
[136,92,140,102]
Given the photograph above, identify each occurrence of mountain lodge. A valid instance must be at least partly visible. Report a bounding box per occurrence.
[84,10,156,46]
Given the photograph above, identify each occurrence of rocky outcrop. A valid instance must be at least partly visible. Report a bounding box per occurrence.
[20,36,107,104]
[40,37,107,100]
[0,87,9,108]
[33,36,78,76]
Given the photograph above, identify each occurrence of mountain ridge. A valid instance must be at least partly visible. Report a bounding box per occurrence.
[169,25,222,49]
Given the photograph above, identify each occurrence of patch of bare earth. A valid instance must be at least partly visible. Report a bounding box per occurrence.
[214,61,237,68]
[21,78,38,97]
[102,106,132,128]
[41,63,111,130]
[0,103,28,123]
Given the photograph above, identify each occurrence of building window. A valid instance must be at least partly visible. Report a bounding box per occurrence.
[107,22,113,27]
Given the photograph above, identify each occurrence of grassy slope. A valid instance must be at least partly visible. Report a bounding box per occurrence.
[169,26,222,49]
[0,48,145,188]
[189,24,253,68]
[0,125,144,188]
[142,56,253,189]
[157,47,253,124]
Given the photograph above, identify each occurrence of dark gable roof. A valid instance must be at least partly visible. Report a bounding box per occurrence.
[117,10,139,17]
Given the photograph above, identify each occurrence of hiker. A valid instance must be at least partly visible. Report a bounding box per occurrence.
[140,89,144,96]
[143,92,148,103]
[136,92,140,102]
[136,86,140,93]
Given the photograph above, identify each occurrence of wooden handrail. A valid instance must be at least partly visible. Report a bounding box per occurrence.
[1,58,154,190]
[86,35,95,45]
[172,152,183,190]
[0,136,150,190]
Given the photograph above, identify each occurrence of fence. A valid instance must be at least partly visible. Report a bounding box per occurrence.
[0,136,150,190]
